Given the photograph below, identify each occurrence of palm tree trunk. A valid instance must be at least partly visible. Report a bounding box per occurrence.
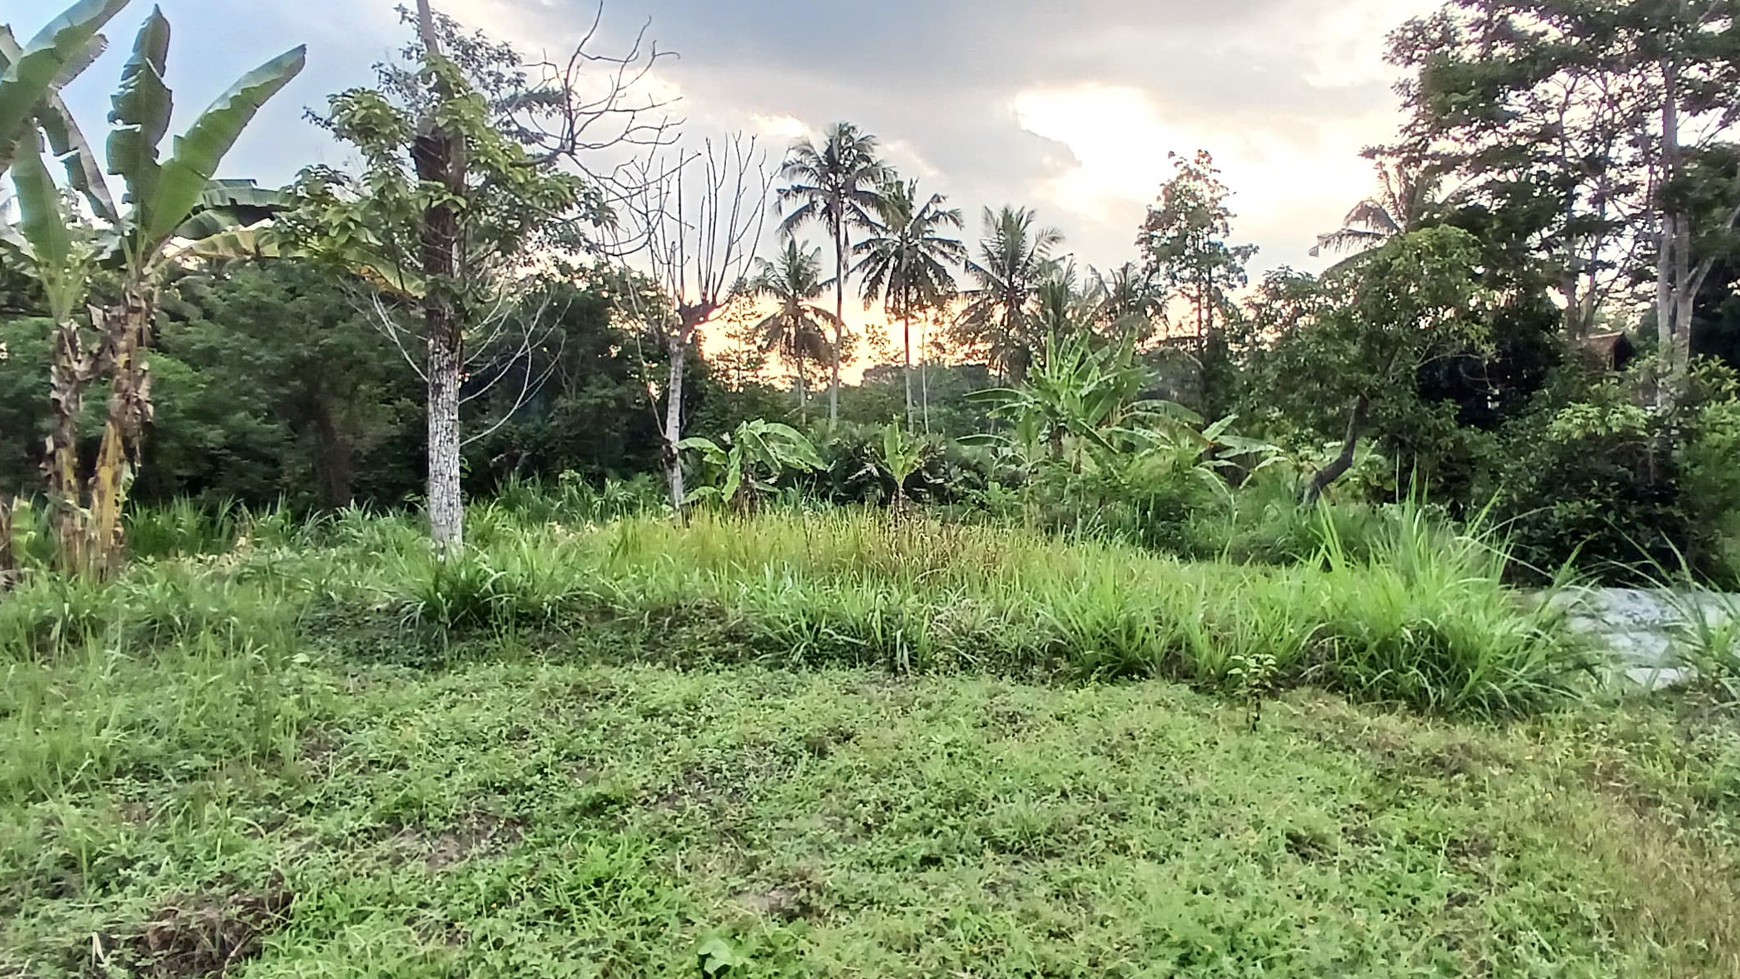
[919,324,931,435]
[830,226,845,426]
[796,354,809,424]
[902,299,915,429]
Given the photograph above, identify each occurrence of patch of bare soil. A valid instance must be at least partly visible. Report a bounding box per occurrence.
[96,876,293,978]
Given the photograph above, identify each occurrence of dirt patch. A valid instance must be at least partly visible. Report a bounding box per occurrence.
[103,876,292,978]
[398,813,525,872]
[730,867,826,922]
[801,726,857,759]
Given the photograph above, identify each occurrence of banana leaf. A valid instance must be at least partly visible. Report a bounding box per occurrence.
[0,0,130,176]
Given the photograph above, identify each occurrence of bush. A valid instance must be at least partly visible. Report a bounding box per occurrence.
[1490,363,1740,585]
[804,422,996,507]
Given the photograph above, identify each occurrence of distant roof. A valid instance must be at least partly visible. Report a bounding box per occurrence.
[1579,332,1633,354]
[1575,331,1636,369]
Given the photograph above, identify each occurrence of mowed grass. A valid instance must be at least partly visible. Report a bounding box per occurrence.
[4,657,1740,978]
[0,507,1732,976]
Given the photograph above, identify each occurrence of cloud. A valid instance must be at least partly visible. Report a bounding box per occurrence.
[16,0,1442,278]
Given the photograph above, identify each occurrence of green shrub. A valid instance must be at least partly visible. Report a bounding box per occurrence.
[1490,363,1740,585]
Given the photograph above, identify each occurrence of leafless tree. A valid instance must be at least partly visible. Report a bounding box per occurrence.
[609,134,771,512]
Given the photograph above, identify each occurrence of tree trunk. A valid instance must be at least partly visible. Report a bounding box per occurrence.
[1302,395,1370,506]
[426,329,464,550]
[902,301,915,430]
[44,316,91,569]
[415,0,467,554]
[795,355,808,424]
[310,401,357,508]
[85,288,155,578]
[1657,55,1689,403]
[0,496,16,591]
[830,227,845,426]
[662,331,688,513]
[919,340,931,434]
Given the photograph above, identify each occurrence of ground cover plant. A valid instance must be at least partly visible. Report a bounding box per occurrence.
[3,502,1737,977]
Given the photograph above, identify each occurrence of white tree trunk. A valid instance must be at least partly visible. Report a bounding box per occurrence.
[919,316,931,433]
[902,302,915,430]
[662,332,688,513]
[1657,56,1690,403]
[428,332,464,552]
[830,229,845,426]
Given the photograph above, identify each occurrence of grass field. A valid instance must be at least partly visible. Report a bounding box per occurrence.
[3,508,1738,977]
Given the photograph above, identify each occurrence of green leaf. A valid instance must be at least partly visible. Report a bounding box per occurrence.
[33,83,119,221]
[105,7,171,215]
[696,936,746,977]
[0,0,130,176]
[0,21,112,216]
[145,44,305,243]
[9,126,72,271]
[720,454,743,503]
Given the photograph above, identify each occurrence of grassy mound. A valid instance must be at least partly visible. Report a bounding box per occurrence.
[0,509,1731,975]
[1,509,1585,716]
[392,510,1584,716]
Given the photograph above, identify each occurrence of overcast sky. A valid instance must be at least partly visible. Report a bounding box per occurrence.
[28,0,1438,280]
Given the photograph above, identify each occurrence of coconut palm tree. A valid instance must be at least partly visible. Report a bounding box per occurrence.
[1311,158,1446,265]
[776,122,891,424]
[854,177,964,427]
[953,205,1064,383]
[1087,262,1162,344]
[750,239,838,423]
[1034,259,1096,340]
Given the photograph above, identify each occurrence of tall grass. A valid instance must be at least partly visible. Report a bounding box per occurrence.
[381,506,1586,716]
[2,498,1587,719]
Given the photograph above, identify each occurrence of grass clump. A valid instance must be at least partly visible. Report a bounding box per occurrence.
[373,509,1582,717]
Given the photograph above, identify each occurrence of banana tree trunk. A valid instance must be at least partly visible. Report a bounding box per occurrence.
[661,330,688,513]
[45,316,93,569]
[85,288,155,578]
[0,496,16,591]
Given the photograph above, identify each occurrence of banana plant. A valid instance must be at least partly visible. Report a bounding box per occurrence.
[961,331,1181,464]
[868,421,926,509]
[679,420,827,512]
[87,11,304,574]
[0,0,130,180]
[2,2,304,575]
[2,129,106,569]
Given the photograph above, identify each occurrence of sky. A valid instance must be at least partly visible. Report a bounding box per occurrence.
[24,0,1439,293]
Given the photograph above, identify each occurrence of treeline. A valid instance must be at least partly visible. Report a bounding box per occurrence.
[6,0,1740,586]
